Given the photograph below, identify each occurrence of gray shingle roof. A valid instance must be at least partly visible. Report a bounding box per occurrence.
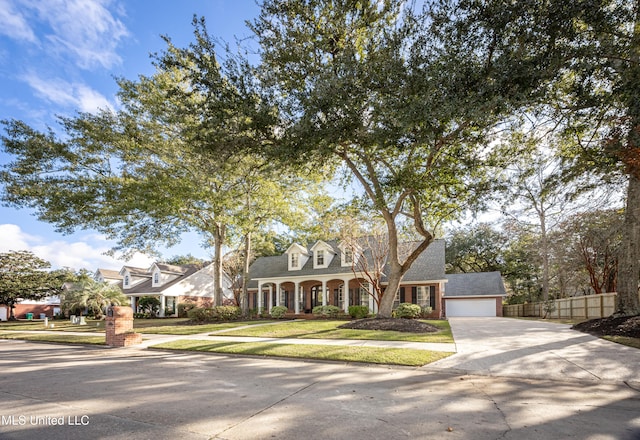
[123,265,200,295]
[444,272,506,297]
[248,239,446,288]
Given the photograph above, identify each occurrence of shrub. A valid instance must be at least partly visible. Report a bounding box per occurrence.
[312,305,341,318]
[395,303,422,319]
[420,306,433,318]
[348,305,369,319]
[270,305,288,319]
[178,302,196,318]
[139,296,161,318]
[187,306,242,323]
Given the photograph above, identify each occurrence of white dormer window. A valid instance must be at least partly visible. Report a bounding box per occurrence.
[316,250,324,266]
[153,272,159,284]
[124,275,130,287]
[344,248,353,265]
[286,243,310,271]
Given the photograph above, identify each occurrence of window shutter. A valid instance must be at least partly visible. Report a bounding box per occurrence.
[430,286,436,308]
[400,287,405,303]
[411,287,417,304]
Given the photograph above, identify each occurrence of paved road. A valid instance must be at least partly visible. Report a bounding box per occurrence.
[0,318,638,439]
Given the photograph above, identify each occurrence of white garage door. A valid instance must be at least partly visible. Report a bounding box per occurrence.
[0,307,6,321]
[446,298,496,317]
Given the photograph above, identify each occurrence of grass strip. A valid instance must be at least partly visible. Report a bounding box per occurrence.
[150,339,452,366]
[137,321,268,335]
[217,320,453,343]
[602,335,640,349]
[0,332,105,345]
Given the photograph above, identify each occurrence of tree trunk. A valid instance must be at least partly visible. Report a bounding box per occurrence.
[240,232,251,317]
[378,269,402,318]
[540,211,550,301]
[616,174,640,316]
[213,223,226,306]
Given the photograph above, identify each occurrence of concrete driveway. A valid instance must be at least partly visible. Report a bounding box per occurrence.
[429,317,640,384]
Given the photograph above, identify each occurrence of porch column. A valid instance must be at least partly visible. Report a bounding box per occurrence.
[343,278,351,314]
[368,283,375,314]
[257,281,263,312]
[268,285,273,312]
[322,280,327,306]
[159,295,166,317]
[294,281,300,314]
[130,296,136,313]
[276,283,281,307]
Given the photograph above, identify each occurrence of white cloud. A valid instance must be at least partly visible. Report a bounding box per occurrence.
[7,0,129,70]
[0,0,37,43]
[23,72,113,113]
[0,224,154,271]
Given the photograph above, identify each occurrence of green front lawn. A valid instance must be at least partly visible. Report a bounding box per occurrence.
[217,319,453,343]
[0,320,105,332]
[150,339,452,366]
[0,331,105,345]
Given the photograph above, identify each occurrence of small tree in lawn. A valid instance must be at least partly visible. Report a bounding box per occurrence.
[340,216,411,313]
[63,278,128,319]
[138,296,161,318]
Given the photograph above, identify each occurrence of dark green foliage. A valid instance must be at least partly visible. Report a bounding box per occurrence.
[138,296,161,318]
[270,305,288,319]
[187,306,242,323]
[312,305,341,318]
[348,305,369,319]
[394,303,421,319]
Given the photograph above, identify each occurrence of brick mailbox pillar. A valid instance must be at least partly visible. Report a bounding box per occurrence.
[105,306,142,347]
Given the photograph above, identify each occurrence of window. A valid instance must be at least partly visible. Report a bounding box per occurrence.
[291,253,299,268]
[124,275,130,287]
[316,250,324,266]
[153,272,159,284]
[344,248,353,264]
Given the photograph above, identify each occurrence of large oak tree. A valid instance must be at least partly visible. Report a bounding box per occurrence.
[250,0,560,317]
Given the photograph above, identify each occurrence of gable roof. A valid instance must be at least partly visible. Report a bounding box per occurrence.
[123,265,201,295]
[444,271,506,297]
[95,269,122,280]
[248,239,446,288]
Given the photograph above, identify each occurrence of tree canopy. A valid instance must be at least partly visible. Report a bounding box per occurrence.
[0,251,68,320]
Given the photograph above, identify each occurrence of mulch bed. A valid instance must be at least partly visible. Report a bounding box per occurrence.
[338,318,439,333]
[572,315,640,338]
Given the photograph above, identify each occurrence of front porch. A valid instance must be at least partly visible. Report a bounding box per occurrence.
[248,277,444,318]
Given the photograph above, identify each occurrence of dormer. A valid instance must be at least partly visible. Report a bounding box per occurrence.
[310,240,336,269]
[150,263,186,287]
[338,241,361,267]
[285,243,310,271]
[118,266,151,290]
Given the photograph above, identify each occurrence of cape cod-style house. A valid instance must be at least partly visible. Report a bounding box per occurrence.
[247,239,506,318]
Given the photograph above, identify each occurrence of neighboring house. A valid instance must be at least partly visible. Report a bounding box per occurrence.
[95,268,123,285]
[247,239,507,318]
[8,296,61,320]
[114,262,233,316]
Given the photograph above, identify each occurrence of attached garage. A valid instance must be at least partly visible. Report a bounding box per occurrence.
[443,272,506,318]
[445,297,497,317]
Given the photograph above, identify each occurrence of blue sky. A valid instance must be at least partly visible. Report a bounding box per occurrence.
[0,0,261,270]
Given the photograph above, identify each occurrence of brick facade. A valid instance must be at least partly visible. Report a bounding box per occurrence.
[105,306,142,347]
